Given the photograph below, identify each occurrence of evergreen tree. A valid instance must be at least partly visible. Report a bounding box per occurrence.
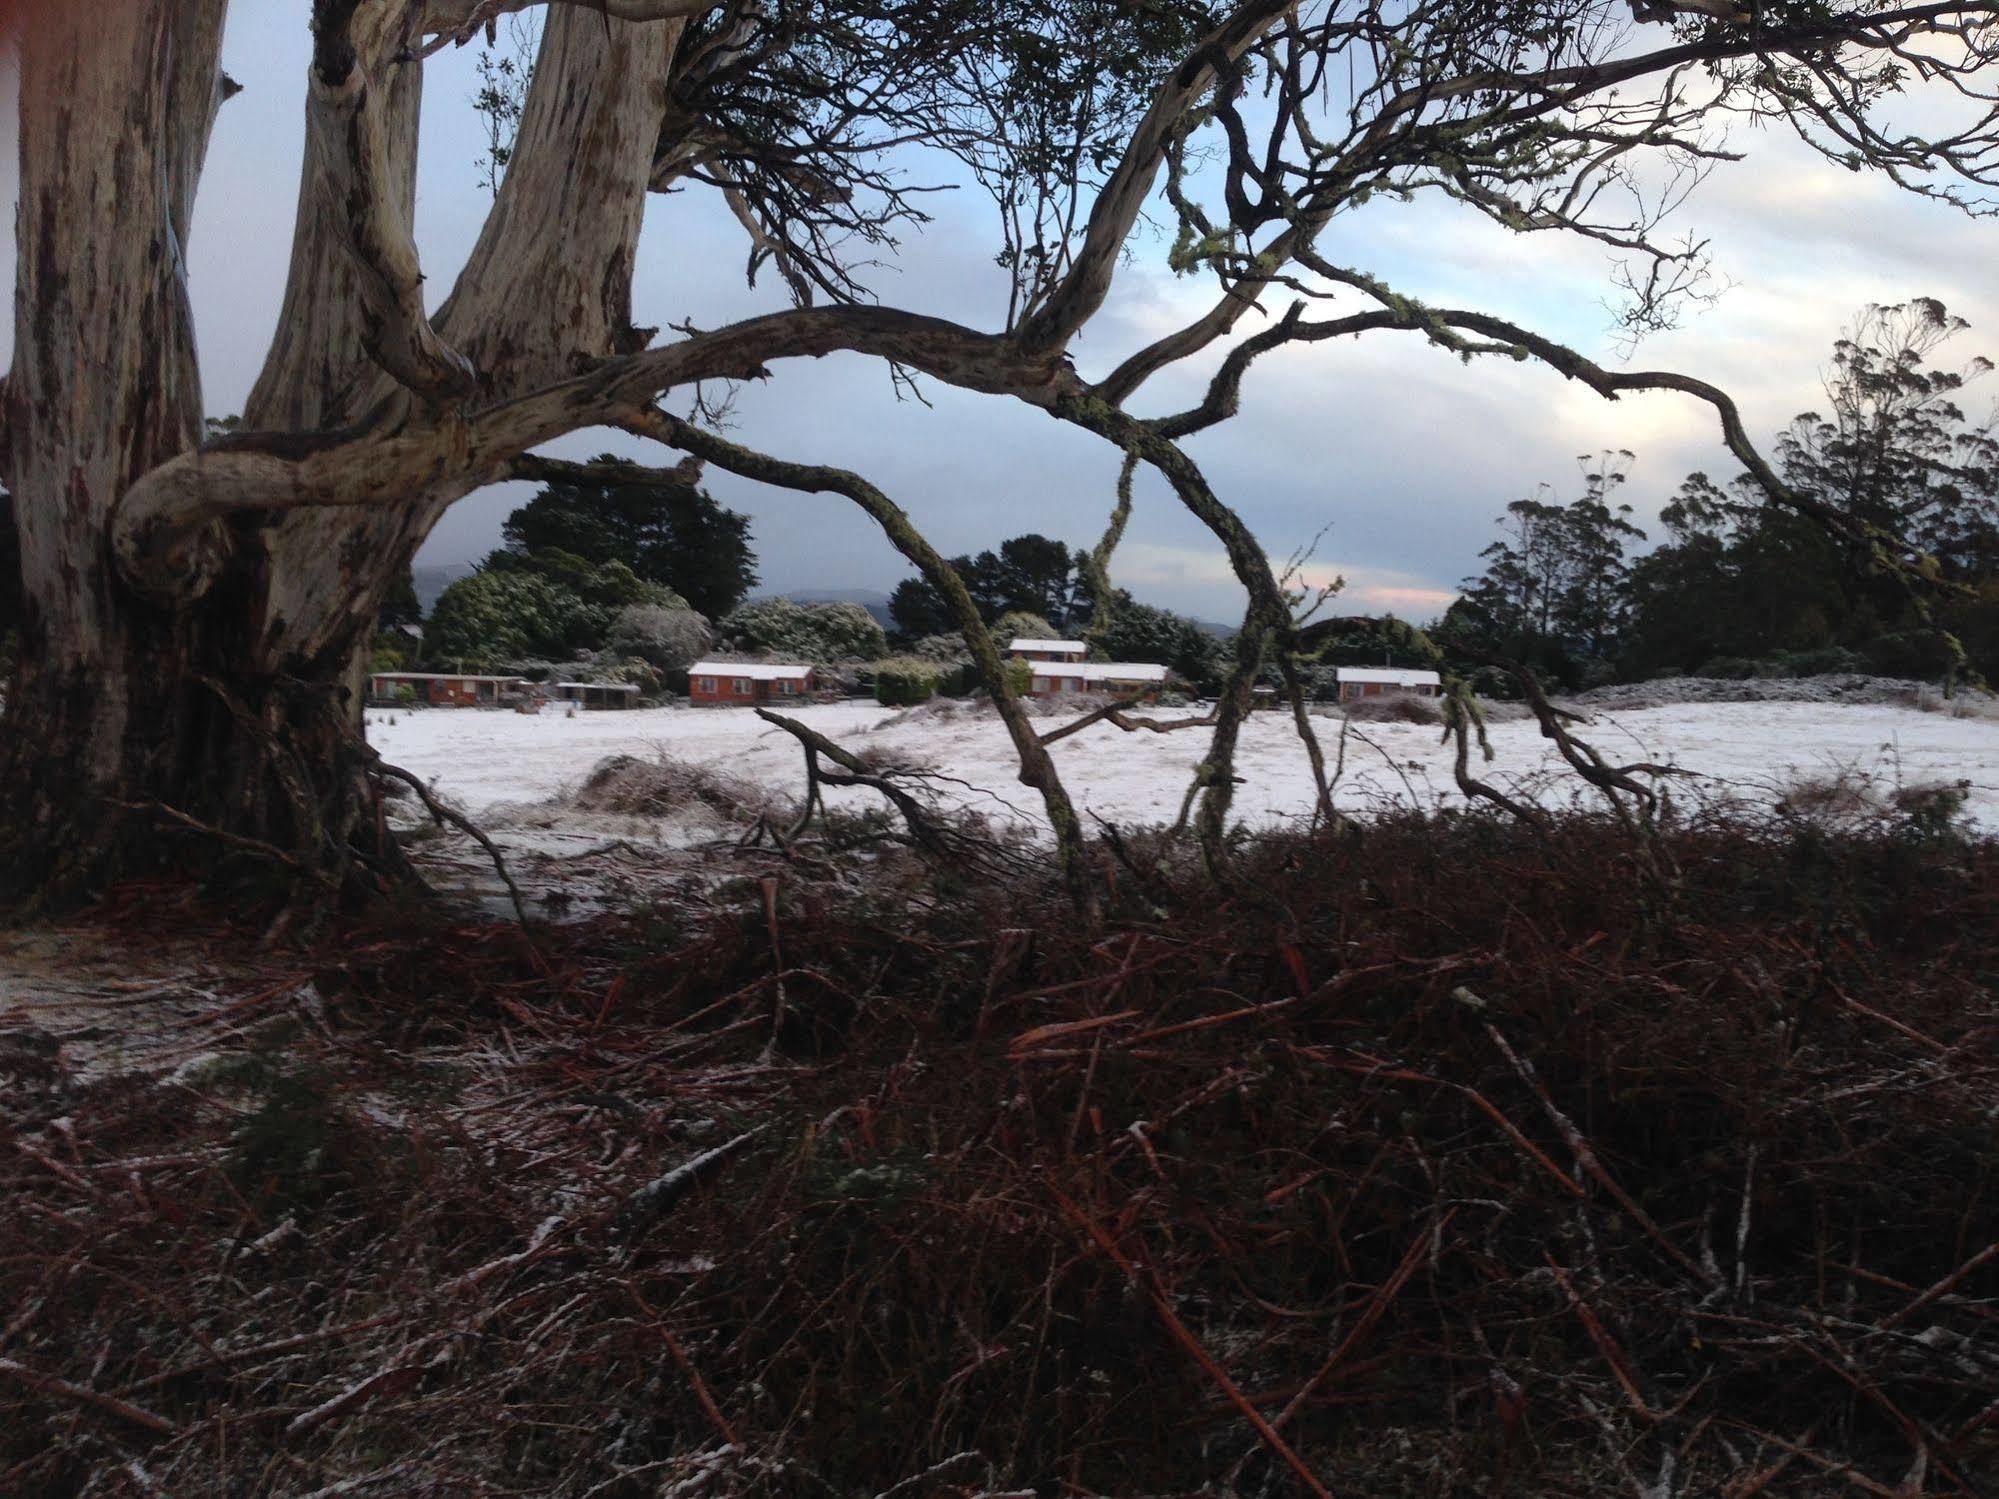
[500,454,759,619]
[888,534,1084,639]
[889,575,958,639]
[1452,453,1643,683]
[1619,300,1997,680]
[380,564,423,628]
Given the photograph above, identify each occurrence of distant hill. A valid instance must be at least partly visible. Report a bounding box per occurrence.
[765,589,896,629]
[412,563,474,616]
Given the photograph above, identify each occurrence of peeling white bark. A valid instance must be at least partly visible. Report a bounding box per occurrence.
[10,0,225,664]
[219,6,677,671]
[306,60,476,403]
[246,4,423,433]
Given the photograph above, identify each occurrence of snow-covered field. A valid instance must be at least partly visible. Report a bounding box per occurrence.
[367,695,1999,837]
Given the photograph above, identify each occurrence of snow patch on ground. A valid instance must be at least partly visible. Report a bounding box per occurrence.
[366,691,1999,837]
[1566,672,1999,712]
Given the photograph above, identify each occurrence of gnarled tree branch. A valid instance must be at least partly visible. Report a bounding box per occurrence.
[508,451,703,490]
[1015,0,1292,352]
[310,4,476,404]
[620,405,1099,916]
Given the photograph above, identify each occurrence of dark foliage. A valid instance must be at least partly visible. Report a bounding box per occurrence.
[1448,302,1999,689]
[501,453,759,620]
[889,532,1084,637]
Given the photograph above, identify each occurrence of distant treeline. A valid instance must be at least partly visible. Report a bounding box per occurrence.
[1439,299,1999,690]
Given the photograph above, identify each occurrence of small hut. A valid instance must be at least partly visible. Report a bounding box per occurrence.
[551,681,642,710]
[366,672,531,708]
[686,661,817,706]
[1334,667,1441,702]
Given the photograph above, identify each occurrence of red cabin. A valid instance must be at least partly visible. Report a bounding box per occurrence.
[687,661,816,706]
[1334,667,1441,701]
[367,672,531,707]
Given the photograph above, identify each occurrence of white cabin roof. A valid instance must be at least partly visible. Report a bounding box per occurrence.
[1032,661,1170,683]
[553,681,641,693]
[1336,667,1441,686]
[1010,639,1087,654]
[688,661,815,681]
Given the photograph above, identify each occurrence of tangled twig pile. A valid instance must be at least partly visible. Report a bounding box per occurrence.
[2,805,1997,1494]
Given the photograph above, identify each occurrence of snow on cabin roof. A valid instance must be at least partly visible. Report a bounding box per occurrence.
[687,661,816,681]
[1033,661,1170,682]
[1336,667,1441,686]
[553,681,641,692]
[1010,639,1087,654]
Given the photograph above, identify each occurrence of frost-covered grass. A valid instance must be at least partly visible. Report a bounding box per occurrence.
[367,692,1999,833]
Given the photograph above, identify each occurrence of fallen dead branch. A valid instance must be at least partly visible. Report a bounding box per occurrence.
[0,1357,180,1437]
[754,706,1041,879]
[1036,696,1218,747]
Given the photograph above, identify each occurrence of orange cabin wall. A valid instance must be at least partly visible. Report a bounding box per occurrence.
[689,673,813,706]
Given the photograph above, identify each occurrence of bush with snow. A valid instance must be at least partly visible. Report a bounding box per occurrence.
[874,656,943,706]
[991,610,1057,649]
[720,597,888,663]
[606,602,711,672]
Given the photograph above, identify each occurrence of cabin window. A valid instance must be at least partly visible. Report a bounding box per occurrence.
[776,679,796,695]
[733,678,754,694]
[696,676,717,692]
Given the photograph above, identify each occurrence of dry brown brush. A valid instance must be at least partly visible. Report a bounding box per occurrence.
[3,803,1998,1495]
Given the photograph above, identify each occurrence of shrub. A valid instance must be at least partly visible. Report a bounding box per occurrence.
[873,656,942,706]
[585,656,664,695]
[606,603,711,672]
[1865,629,1955,681]
[1693,654,1758,679]
[1343,692,1445,724]
[991,610,1057,649]
[722,597,888,663]
[566,751,764,818]
[369,636,407,675]
[911,633,971,664]
[423,562,688,666]
[1775,645,1866,678]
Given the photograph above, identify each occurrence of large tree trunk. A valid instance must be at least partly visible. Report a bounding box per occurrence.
[1,3,683,912]
[0,0,371,909]
[241,7,673,688]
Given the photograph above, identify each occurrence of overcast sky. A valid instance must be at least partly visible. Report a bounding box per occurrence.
[5,8,1996,624]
